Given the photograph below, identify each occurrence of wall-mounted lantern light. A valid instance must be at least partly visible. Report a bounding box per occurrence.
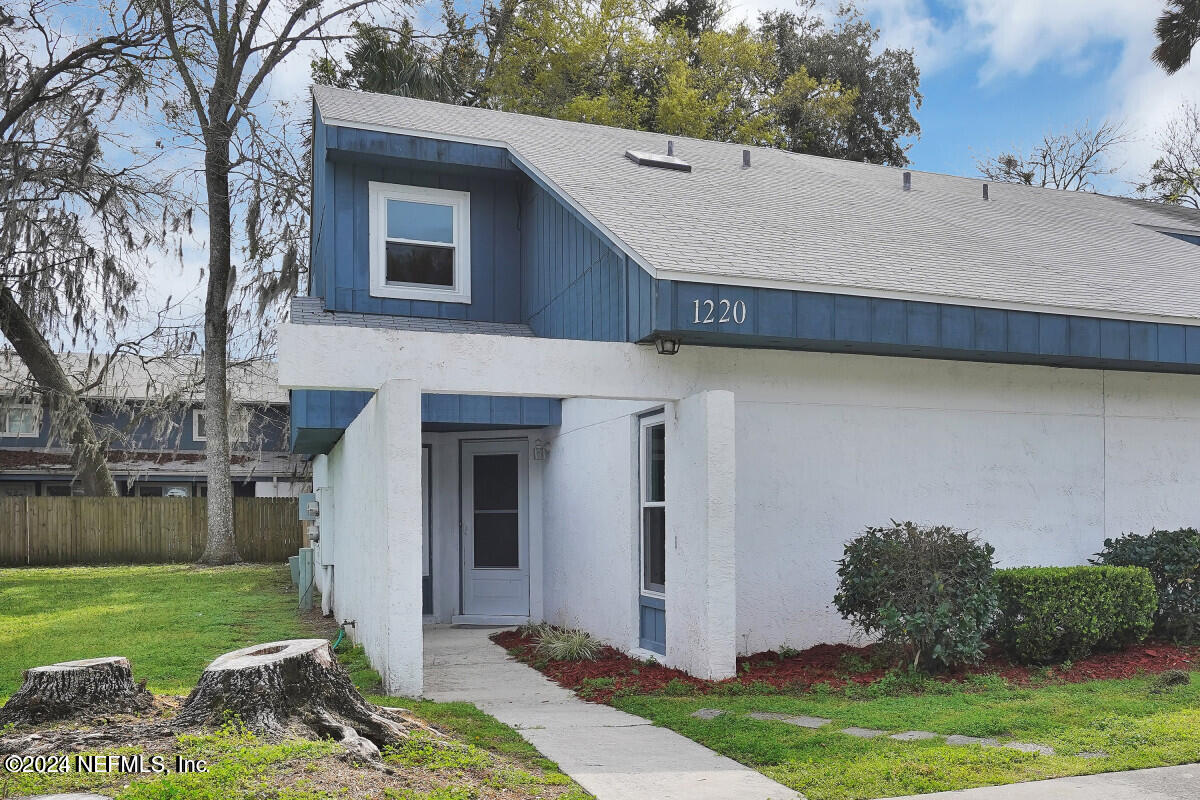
[654,337,681,355]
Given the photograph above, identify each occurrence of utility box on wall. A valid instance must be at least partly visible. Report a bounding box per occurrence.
[298,492,319,520]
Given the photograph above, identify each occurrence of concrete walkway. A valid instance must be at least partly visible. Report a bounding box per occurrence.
[422,626,801,800]
[887,763,1200,799]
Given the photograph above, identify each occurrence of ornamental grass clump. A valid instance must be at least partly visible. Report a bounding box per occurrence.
[834,521,998,672]
[533,627,602,662]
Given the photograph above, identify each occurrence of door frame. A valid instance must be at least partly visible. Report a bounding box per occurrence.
[455,437,531,623]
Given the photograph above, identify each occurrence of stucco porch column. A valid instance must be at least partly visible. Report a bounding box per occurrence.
[376,379,424,696]
[664,390,737,679]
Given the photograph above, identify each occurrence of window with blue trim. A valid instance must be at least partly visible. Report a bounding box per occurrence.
[640,416,665,596]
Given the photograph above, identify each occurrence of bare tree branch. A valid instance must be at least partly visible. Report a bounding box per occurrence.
[975,119,1131,192]
[150,0,406,563]
[1140,102,1200,209]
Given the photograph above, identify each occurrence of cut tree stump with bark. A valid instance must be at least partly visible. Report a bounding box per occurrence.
[174,639,413,761]
[0,657,153,726]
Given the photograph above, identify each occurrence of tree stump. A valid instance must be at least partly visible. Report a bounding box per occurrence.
[173,639,410,760]
[0,657,153,726]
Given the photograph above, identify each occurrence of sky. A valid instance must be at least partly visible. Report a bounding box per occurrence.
[262,0,1200,193]
[732,0,1200,193]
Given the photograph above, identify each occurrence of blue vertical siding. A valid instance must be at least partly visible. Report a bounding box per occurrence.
[291,389,563,453]
[651,280,1200,373]
[310,125,645,338]
[310,106,333,305]
[639,594,666,654]
[308,122,1200,376]
[520,183,642,341]
[314,126,524,322]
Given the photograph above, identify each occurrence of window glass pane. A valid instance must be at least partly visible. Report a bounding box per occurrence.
[646,424,665,502]
[385,242,454,287]
[474,512,519,568]
[4,407,35,435]
[642,506,665,593]
[387,199,454,243]
[473,454,518,511]
[12,408,35,434]
[194,411,206,438]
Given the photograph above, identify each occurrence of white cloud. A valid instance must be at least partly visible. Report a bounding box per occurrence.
[956,1,1150,80]
[950,1,1200,186]
[858,0,962,73]
[721,0,1200,187]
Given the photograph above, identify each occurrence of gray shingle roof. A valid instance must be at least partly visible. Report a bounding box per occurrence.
[314,85,1200,323]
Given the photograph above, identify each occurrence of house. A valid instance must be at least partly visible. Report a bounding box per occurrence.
[0,355,306,498]
[279,85,1200,696]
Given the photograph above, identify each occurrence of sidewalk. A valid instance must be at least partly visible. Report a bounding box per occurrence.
[422,625,801,800]
[887,763,1200,799]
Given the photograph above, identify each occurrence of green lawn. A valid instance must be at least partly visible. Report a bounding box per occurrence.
[0,564,309,700]
[613,673,1200,800]
[0,565,589,800]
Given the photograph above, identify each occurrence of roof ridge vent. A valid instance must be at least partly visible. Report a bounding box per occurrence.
[626,146,691,173]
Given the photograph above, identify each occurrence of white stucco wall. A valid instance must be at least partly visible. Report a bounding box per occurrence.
[321,380,423,695]
[281,324,1200,673]
[730,360,1200,655]
[665,391,737,678]
[541,399,652,647]
[536,356,1200,660]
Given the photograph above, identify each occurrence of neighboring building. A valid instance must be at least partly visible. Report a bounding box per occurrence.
[0,356,306,498]
[280,85,1200,695]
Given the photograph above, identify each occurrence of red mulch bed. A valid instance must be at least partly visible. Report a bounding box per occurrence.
[491,630,1198,704]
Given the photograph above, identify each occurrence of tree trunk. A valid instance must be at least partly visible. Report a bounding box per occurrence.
[197,131,239,565]
[174,639,412,760]
[0,284,118,496]
[0,657,152,726]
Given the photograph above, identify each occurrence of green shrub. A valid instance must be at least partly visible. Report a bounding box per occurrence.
[1093,528,1200,641]
[994,566,1157,664]
[532,627,602,661]
[834,521,998,672]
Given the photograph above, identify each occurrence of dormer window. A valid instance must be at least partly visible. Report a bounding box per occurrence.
[369,182,471,303]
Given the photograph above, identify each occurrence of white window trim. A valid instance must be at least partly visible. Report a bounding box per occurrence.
[639,412,666,599]
[192,408,207,442]
[1,398,41,438]
[368,181,472,304]
[193,406,251,444]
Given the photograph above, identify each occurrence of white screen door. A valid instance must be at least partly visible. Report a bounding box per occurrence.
[461,439,529,617]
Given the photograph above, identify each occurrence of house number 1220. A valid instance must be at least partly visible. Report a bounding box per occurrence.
[693,298,747,324]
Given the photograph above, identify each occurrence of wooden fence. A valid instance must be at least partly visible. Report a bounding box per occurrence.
[0,497,303,566]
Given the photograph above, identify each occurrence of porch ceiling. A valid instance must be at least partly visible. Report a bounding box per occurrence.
[291,389,561,454]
